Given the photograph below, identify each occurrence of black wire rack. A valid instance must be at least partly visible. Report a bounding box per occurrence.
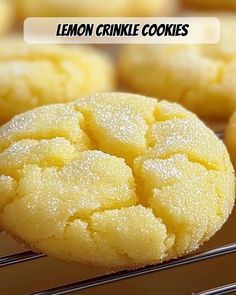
[0,131,235,295]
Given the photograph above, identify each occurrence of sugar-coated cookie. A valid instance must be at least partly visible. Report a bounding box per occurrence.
[118,16,236,121]
[15,0,177,19]
[0,38,115,124]
[0,93,234,268]
[0,0,13,36]
[225,111,236,169]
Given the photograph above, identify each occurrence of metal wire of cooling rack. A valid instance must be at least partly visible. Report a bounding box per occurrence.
[194,282,236,295]
[0,130,235,295]
[0,242,235,295]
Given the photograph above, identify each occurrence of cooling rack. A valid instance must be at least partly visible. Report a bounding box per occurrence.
[0,241,236,295]
[0,131,235,295]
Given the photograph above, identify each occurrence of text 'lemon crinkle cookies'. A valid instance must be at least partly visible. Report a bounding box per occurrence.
[0,0,13,36]
[0,93,234,268]
[0,38,115,125]
[118,16,236,121]
[225,111,236,169]
[15,0,177,19]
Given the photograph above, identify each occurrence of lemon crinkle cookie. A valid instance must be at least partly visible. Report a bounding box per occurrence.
[15,0,177,19]
[118,16,236,121]
[0,93,234,268]
[0,0,13,36]
[0,38,115,124]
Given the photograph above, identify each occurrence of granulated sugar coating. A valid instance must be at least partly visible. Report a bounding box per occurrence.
[0,93,234,268]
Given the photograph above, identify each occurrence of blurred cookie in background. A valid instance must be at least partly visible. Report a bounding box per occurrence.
[15,0,179,20]
[0,0,14,36]
[225,110,236,169]
[182,0,236,10]
[118,14,236,122]
[0,37,115,124]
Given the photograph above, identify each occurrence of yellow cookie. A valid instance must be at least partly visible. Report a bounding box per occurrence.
[0,93,234,268]
[225,110,236,169]
[182,0,236,10]
[0,0,13,36]
[15,0,177,19]
[118,15,236,121]
[0,38,115,124]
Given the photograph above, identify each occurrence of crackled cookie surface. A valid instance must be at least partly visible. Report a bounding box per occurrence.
[0,93,234,268]
[225,111,236,169]
[0,38,115,124]
[0,0,13,36]
[15,0,177,19]
[118,16,236,121]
